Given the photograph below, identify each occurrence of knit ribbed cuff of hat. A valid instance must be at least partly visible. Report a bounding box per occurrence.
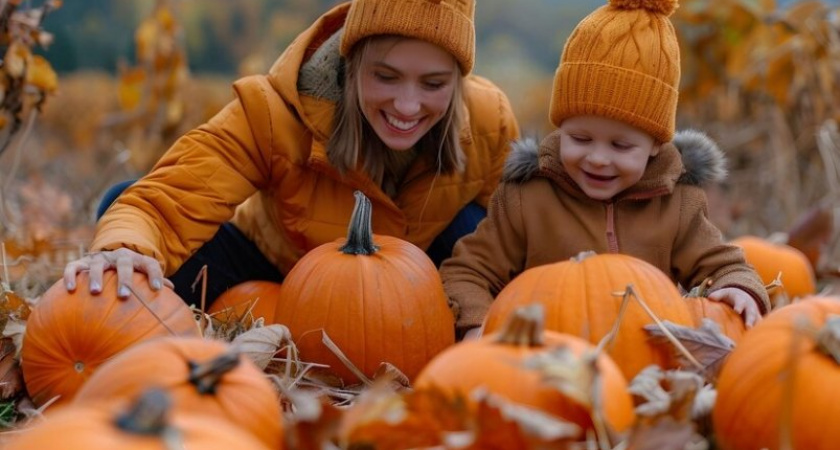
[550,61,678,143]
[340,0,475,74]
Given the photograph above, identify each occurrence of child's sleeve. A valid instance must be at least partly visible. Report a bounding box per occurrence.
[439,182,527,332]
[672,187,772,314]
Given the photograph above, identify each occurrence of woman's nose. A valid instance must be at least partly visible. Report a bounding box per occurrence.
[394,86,421,116]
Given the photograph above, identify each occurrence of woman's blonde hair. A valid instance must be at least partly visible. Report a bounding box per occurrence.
[327,36,466,188]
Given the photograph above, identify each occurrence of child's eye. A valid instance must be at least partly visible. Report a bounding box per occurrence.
[570,135,591,143]
[613,142,633,150]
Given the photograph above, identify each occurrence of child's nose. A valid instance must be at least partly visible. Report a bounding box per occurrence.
[586,147,611,166]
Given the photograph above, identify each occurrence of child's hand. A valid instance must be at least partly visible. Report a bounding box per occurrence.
[462,327,482,341]
[707,287,761,328]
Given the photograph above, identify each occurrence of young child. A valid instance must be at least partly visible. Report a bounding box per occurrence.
[440,0,770,339]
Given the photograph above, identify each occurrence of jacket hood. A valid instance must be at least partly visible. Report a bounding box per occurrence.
[502,129,727,196]
[265,3,350,142]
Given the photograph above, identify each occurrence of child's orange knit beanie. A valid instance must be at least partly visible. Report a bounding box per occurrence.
[550,0,681,143]
[340,0,475,75]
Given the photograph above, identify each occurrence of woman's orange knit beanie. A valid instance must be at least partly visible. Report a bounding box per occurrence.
[340,0,476,75]
[550,0,681,143]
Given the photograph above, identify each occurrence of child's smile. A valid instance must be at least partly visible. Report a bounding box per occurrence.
[558,115,660,200]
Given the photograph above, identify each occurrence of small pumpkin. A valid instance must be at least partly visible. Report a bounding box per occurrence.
[4,388,271,450]
[21,271,200,408]
[482,252,693,381]
[731,235,816,306]
[273,191,454,385]
[74,336,284,449]
[713,296,840,450]
[414,304,635,435]
[207,280,283,325]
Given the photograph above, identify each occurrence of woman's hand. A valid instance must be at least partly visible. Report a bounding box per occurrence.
[63,248,172,298]
[708,287,762,328]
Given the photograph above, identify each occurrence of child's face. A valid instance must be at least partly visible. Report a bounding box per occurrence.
[558,115,660,200]
[358,38,458,152]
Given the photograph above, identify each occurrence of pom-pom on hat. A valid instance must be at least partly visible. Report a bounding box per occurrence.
[550,0,681,143]
[339,0,476,75]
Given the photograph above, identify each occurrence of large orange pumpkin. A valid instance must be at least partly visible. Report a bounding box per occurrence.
[21,271,200,407]
[207,280,283,325]
[482,252,693,381]
[713,297,840,450]
[74,336,284,449]
[4,389,270,449]
[731,235,816,306]
[414,304,635,435]
[273,191,454,385]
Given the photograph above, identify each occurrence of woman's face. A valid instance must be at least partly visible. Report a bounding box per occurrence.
[358,38,458,151]
[558,115,660,200]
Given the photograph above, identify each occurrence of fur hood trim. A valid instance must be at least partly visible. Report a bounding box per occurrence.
[502,137,541,182]
[502,129,728,187]
[673,129,727,186]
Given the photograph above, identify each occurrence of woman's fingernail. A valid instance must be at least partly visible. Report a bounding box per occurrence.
[152,279,162,290]
[118,285,130,297]
[66,281,75,290]
[90,282,101,293]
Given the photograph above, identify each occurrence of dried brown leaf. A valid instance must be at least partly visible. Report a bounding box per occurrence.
[522,345,598,408]
[628,366,671,417]
[283,389,343,450]
[472,389,582,445]
[629,366,705,422]
[2,318,25,358]
[465,393,530,449]
[644,319,735,377]
[626,415,708,450]
[0,338,22,399]
[0,290,30,323]
[231,323,292,370]
[342,385,464,449]
[690,384,717,420]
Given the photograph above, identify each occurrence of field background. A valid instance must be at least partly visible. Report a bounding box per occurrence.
[1,0,839,297]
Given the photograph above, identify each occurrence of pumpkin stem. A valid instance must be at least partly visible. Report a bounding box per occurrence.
[816,315,840,364]
[114,388,171,435]
[492,303,545,347]
[685,277,713,298]
[339,190,380,256]
[571,250,597,262]
[188,351,241,394]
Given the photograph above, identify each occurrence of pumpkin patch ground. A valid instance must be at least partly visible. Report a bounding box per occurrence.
[2,0,840,448]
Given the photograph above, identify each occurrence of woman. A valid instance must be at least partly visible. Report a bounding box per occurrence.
[63,0,520,306]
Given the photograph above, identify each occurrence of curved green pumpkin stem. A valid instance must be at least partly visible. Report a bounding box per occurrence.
[339,190,380,256]
[493,303,545,347]
[188,351,241,395]
[114,388,171,436]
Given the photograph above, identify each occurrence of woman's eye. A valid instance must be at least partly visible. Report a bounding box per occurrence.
[423,80,445,90]
[374,72,397,82]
